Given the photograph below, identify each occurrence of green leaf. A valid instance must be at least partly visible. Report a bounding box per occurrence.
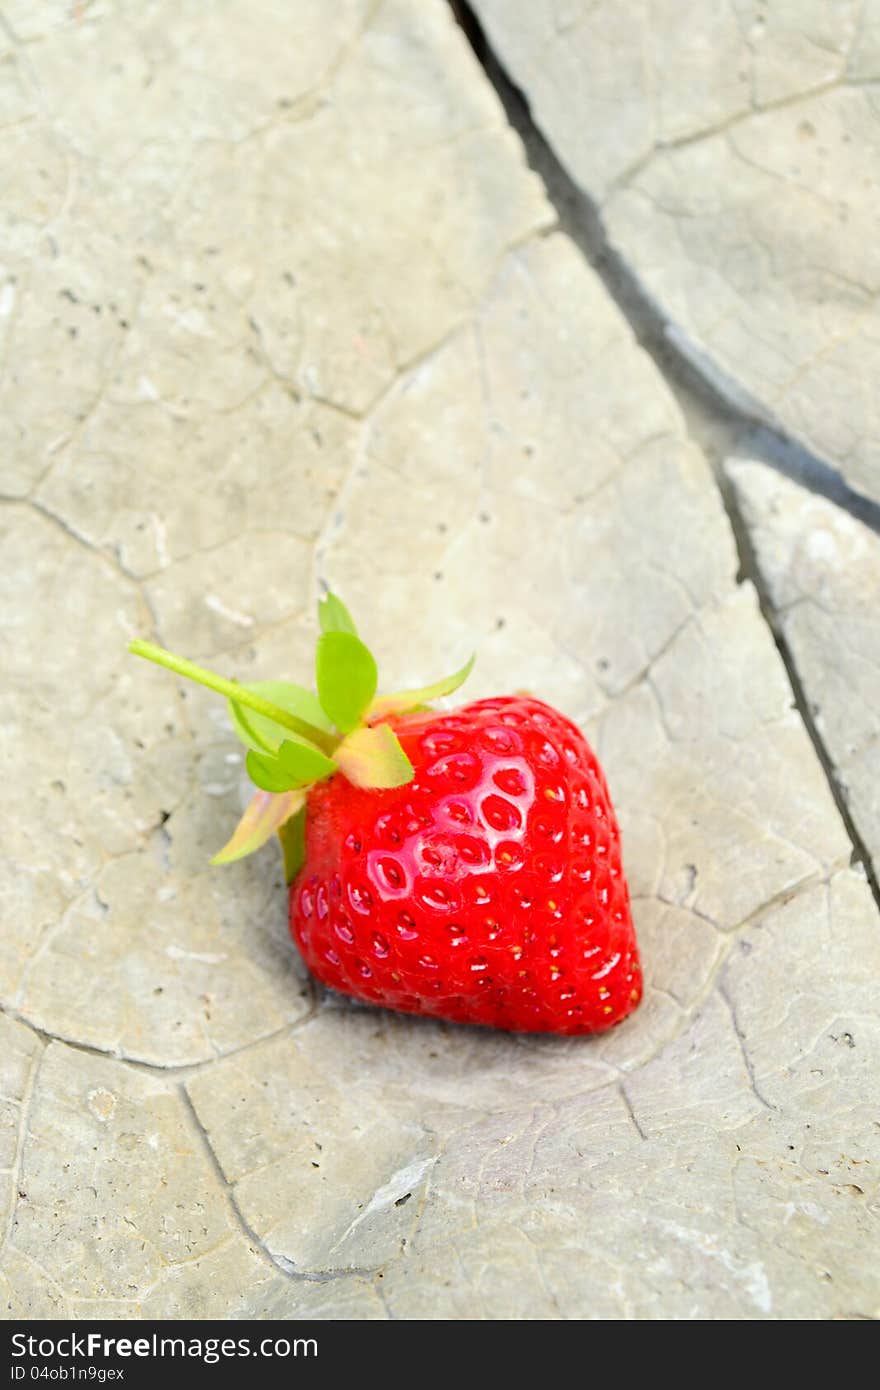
[318,592,358,636]
[277,805,307,884]
[211,789,305,866]
[369,653,475,719]
[315,630,378,733]
[246,748,300,793]
[276,738,337,785]
[335,723,414,789]
[228,681,333,755]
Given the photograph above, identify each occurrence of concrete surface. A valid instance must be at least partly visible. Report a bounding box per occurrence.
[1,0,878,1320]
[474,0,880,505]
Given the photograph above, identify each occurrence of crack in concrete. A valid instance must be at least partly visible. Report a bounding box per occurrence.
[449,1,880,537]
[618,1082,648,1141]
[373,1270,395,1318]
[0,1002,316,1080]
[177,1083,387,1288]
[3,496,150,592]
[600,864,847,1083]
[178,1080,423,1303]
[0,1042,44,1264]
[176,1082,301,1282]
[718,472,880,910]
[449,0,880,914]
[609,74,851,197]
[717,981,776,1113]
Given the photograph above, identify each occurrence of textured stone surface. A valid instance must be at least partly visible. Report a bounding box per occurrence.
[729,459,880,879]
[2,0,879,1320]
[0,0,550,1068]
[473,0,880,504]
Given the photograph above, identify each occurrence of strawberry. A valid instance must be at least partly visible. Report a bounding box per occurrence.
[130,594,641,1035]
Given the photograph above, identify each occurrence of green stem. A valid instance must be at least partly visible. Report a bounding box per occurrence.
[129,640,335,753]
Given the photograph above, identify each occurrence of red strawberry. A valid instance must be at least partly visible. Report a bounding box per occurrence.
[130,594,641,1035]
[293,699,639,1033]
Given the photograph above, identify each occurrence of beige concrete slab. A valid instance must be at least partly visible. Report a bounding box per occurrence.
[2,0,877,1319]
[473,0,880,504]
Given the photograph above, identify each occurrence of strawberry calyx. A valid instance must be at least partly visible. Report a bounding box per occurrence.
[129,592,474,879]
